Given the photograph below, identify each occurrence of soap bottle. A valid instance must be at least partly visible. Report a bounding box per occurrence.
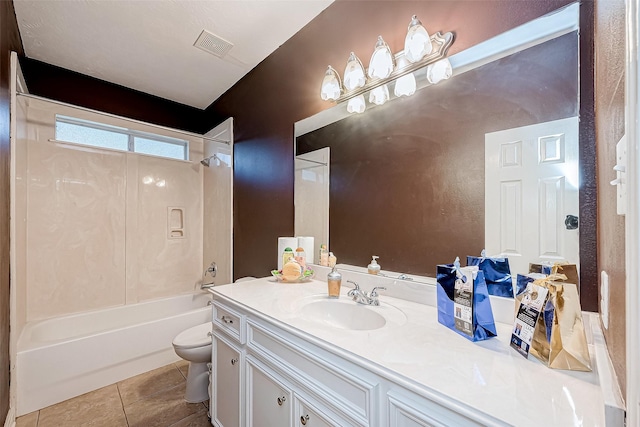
[328,252,337,268]
[327,266,342,298]
[282,247,294,268]
[319,244,329,267]
[367,256,381,275]
[295,247,306,269]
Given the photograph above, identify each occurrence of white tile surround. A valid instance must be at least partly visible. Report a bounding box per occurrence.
[15,97,207,326]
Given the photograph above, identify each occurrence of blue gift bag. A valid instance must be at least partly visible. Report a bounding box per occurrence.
[467,251,513,298]
[436,260,497,342]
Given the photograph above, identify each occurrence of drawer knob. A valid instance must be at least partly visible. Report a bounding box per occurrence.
[221,315,234,324]
[231,358,238,366]
[277,396,286,406]
[300,415,309,425]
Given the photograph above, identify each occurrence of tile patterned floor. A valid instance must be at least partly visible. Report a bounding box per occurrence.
[16,361,211,427]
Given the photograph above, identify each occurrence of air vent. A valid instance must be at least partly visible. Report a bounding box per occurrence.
[194,30,234,58]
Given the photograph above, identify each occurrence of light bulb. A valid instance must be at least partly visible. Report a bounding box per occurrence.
[394,56,416,97]
[369,84,390,105]
[426,58,452,84]
[404,15,432,63]
[347,95,366,113]
[368,36,394,79]
[394,73,416,97]
[343,52,366,91]
[320,66,342,101]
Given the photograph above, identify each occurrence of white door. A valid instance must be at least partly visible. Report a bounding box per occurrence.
[485,117,579,276]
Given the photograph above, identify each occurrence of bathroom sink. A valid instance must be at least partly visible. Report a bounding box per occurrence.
[294,296,407,331]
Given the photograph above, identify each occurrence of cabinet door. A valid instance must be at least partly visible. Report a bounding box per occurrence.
[212,334,242,427]
[247,358,292,427]
[295,395,339,427]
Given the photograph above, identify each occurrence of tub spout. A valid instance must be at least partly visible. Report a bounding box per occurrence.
[201,282,215,290]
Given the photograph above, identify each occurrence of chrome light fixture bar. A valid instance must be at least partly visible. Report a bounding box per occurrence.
[320,15,454,108]
[337,31,453,104]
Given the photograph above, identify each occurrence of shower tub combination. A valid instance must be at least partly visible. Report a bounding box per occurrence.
[16,292,212,416]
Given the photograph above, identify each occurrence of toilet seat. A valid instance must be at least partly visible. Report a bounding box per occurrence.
[172,323,212,349]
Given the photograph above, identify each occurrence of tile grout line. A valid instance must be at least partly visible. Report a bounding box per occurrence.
[116,382,130,427]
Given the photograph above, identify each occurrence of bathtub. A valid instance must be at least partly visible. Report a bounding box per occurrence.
[16,292,212,416]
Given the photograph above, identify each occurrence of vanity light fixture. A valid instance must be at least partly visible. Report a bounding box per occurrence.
[404,15,432,62]
[319,15,454,112]
[320,66,342,101]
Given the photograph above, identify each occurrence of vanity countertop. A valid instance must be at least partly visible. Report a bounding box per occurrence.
[211,277,607,427]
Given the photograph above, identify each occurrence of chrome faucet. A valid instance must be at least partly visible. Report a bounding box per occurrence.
[347,281,387,306]
[199,262,218,290]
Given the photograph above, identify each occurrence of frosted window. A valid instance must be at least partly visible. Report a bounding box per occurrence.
[56,121,129,151]
[55,115,189,161]
[134,137,186,160]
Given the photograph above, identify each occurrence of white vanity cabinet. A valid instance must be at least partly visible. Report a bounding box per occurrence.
[211,296,507,427]
[209,278,611,427]
[212,298,376,427]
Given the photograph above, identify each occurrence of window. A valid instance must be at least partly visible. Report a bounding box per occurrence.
[55,115,189,161]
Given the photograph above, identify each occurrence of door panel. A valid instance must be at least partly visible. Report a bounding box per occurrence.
[485,117,579,277]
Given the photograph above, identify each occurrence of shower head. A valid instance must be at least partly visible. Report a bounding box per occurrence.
[200,154,228,167]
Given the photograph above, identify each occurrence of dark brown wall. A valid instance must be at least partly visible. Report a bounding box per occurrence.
[595,0,626,395]
[19,57,205,134]
[202,0,595,288]
[0,0,23,421]
[297,34,578,276]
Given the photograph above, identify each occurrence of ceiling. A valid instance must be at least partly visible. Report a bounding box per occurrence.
[13,0,333,109]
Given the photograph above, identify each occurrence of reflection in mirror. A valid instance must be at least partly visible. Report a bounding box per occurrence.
[294,148,330,260]
[295,4,580,280]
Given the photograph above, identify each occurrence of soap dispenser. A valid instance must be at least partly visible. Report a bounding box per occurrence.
[327,266,342,298]
[367,256,381,275]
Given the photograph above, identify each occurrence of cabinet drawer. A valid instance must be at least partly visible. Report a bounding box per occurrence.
[212,301,245,344]
[387,389,501,427]
[247,320,376,426]
[295,392,355,427]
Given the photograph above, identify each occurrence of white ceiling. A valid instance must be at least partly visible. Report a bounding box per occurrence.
[14,0,333,109]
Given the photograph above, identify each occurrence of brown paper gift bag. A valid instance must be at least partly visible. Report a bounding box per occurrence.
[519,275,592,371]
[529,262,580,292]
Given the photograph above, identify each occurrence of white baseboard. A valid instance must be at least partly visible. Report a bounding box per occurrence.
[4,407,16,427]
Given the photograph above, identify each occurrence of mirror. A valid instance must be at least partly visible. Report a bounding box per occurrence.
[294,4,580,281]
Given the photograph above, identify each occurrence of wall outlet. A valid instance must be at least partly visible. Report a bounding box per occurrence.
[600,270,609,329]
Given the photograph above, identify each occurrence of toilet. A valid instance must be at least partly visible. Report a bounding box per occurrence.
[172,322,212,403]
